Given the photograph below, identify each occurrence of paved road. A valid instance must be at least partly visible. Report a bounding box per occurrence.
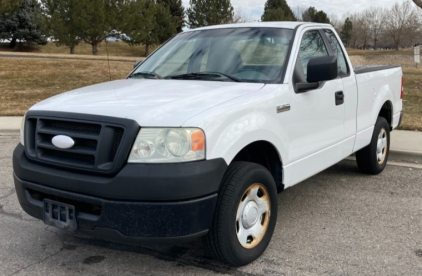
[1,135,422,276]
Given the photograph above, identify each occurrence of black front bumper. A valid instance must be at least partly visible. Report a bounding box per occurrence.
[13,144,227,244]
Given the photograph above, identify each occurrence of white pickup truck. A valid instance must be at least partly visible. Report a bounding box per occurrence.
[14,22,403,266]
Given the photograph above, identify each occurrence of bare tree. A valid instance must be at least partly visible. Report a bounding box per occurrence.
[291,5,307,21]
[357,12,371,49]
[349,13,361,48]
[366,7,386,50]
[401,10,422,46]
[385,1,416,50]
[229,8,252,23]
[287,0,422,49]
[329,13,343,33]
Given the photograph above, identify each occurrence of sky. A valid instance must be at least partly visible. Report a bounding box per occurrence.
[181,0,408,21]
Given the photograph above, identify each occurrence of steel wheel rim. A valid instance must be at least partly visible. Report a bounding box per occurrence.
[377,128,388,164]
[235,183,271,249]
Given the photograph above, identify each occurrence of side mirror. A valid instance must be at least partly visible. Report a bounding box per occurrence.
[306,56,338,83]
[134,60,142,69]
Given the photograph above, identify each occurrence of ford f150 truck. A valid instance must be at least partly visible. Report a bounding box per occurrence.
[13,22,403,266]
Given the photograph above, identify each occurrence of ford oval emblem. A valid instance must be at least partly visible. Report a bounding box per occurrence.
[52,135,75,149]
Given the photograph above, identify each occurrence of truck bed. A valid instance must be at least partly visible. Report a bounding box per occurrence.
[354,65,402,135]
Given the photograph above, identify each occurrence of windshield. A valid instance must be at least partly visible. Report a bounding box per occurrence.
[130,28,294,83]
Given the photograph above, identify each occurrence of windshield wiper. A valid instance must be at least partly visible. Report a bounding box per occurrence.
[168,72,241,82]
[129,71,162,79]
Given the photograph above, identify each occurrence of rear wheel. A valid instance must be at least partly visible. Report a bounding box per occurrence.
[205,162,278,266]
[356,117,390,174]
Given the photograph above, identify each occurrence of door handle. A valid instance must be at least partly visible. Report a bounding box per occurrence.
[335,91,344,106]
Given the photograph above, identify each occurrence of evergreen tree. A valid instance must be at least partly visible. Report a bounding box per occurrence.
[157,0,185,33]
[302,6,330,24]
[341,17,353,47]
[186,0,234,28]
[41,0,80,54]
[146,3,176,54]
[74,0,118,55]
[120,0,176,56]
[261,0,296,22]
[0,0,47,48]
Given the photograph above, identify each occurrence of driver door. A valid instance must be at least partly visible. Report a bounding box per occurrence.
[283,29,346,185]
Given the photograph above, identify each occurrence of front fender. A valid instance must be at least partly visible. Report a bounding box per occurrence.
[182,86,289,166]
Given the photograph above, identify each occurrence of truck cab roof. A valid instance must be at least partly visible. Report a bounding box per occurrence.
[185,22,333,32]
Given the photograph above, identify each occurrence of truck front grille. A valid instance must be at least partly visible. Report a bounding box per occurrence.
[23,112,140,175]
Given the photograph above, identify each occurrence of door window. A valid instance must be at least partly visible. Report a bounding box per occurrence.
[323,30,349,76]
[298,31,328,76]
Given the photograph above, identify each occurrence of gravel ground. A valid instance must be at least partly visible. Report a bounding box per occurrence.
[1,135,422,276]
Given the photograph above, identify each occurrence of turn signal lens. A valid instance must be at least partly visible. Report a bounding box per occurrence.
[191,130,205,151]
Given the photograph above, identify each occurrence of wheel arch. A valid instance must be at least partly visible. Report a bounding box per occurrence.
[230,140,284,192]
[378,100,393,130]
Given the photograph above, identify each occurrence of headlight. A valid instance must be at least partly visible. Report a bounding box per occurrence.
[128,128,205,163]
[20,115,26,146]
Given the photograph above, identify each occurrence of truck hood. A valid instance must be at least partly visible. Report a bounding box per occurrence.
[30,79,265,126]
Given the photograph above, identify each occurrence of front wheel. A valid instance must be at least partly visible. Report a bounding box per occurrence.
[356,117,390,174]
[205,162,278,266]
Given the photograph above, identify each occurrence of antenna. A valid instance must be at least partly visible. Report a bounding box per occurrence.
[105,39,112,81]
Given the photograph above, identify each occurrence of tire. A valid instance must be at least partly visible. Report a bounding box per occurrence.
[205,162,278,266]
[356,117,390,174]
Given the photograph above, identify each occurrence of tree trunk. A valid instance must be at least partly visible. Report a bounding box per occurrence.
[374,38,377,50]
[396,43,400,51]
[144,44,149,56]
[92,43,98,55]
[9,38,16,49]
[70,46,75,55]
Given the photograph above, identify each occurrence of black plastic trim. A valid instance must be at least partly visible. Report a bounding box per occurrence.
[335,91,345,106]
[280,24,303,84]
[14,144,228,201]
[24,110,140,176]
[354,65,401,75]
[77,228,209,245]
[15,177,217,241]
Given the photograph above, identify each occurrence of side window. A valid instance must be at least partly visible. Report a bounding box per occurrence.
[298,31,328,76]
[324,30,349,76]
